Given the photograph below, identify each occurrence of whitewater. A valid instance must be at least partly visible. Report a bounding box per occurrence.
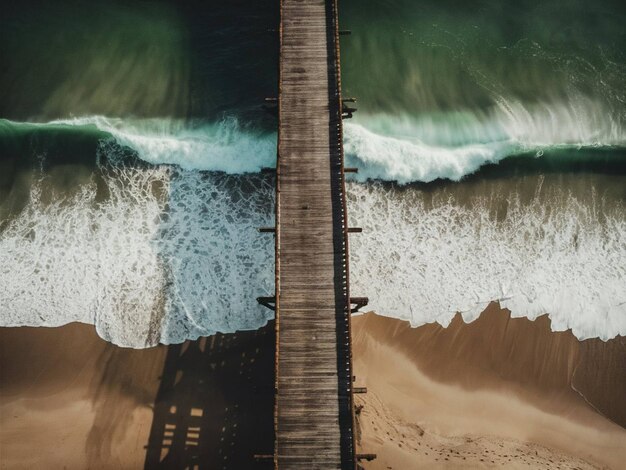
[41,96,626,182]
[0,106,625,347]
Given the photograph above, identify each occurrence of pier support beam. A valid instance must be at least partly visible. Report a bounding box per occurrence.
[349,297,369,313]
[257,296,367,313]
[256,296,276,311]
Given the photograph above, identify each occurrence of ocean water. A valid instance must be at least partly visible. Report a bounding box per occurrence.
[1,0,625,347]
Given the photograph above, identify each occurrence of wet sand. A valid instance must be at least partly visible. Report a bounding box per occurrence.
[0,323,275,469]
[353,305,626,469]
[0,323,165,469]
[1,305,625,469]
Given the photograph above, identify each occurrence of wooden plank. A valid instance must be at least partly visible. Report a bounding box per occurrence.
[274,0,356,469]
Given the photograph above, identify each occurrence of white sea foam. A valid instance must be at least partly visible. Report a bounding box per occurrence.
[1,162,623,345]
[52,115,277,173]
[344,122,519,183]
[46,96,626,185]
[0,149,275,347]
[344,98,625,184]
[1,105,625,345]
[348,181,626,341]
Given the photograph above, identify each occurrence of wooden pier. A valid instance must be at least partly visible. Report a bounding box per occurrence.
[264,0,362,468]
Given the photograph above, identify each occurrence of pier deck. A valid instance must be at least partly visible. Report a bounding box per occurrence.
[273,0,355,468]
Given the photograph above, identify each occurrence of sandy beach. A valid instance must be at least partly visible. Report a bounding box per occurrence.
[353,305,626,469]
[0,323,165,469]
[0,323,275,469]
[1,304,625,469]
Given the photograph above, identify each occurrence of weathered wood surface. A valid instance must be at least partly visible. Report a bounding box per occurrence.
[274,0,355,468]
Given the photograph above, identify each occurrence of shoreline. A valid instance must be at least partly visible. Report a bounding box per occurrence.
[1,305,625,469]
[352,305,626,469]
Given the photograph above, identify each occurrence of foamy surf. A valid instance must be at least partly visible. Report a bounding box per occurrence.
[344,98,625,184]
[0,159,275,347]
[49,116,277,173]
[40,98,626,184]
[348,180,626,341]
[1,149,624,346]
[1,102,625,346]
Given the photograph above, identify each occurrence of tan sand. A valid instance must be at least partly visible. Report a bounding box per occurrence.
[1,305,625,469]
[0,322,275,469]
[352,305,626,469]
[0,323,167,469]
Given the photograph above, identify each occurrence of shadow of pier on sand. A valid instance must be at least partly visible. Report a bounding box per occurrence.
[144,323,275,469]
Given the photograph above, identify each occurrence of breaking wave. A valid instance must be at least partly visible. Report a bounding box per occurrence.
[1,100,625,346]
[50,116,277,173]
[41,99,626,184]
[345,98,625,183]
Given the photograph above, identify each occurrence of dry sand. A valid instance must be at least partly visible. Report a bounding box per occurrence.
[0,323,275,469]
[0,323,167,469]
[353,304,626,469]
[1,304,625,469]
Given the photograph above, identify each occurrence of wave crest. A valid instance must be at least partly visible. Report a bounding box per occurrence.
[52,116,277,173]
